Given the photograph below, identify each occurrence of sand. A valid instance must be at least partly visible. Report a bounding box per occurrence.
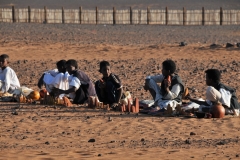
[0,23,240,159]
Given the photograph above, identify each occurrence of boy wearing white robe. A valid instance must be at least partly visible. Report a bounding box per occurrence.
[0,54,20,94]
[38,60,70,99]
[144,59,185,114]
[187,69,240,116]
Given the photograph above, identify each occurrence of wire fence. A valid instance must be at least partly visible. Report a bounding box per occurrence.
[0,7,240,25]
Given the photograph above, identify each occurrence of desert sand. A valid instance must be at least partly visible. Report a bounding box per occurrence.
[0,23,240,160]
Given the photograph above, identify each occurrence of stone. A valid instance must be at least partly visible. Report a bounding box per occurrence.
[185,139,191,144]
[12,111,18,115]
[190,132,196,135]
[217,140,226,145]
[179,42,187,46]
[226,43,234,48]
[237,43,240,48]
[88,139,95,142]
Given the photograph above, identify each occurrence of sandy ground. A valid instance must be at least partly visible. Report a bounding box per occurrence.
[0,23,240,159]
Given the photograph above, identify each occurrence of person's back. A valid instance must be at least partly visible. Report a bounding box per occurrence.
[217,82,239,113]
[0,54,20,94]
[72,69,96,103]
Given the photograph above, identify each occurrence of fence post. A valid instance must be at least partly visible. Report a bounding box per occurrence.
[28,6,31,23]
[183,7,186,25]
[12,5,15,23]
[202,7,205,25]
[147,7,150,25]
[62,7,65,24]
[220,7,223,25]
[165,7,168,25]
[44,6,47,24]
[113,7,116,25]
[130,7,132,25]
[79,6,82,24]
[96,7,98,24]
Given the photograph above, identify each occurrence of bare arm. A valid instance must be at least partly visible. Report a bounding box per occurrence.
[116,87,123,103]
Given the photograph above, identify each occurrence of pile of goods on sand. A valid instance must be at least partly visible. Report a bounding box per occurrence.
[88,94,140,113]
[0,87,228,118]
[0,87,72,107]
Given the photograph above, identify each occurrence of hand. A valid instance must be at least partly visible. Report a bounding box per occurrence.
[164,79,171,88]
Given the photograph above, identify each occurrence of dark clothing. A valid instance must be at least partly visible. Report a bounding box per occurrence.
[37,73,45,89]
[160,74,184,103]
[216,83,240,109]
[72,70,96,104]
[95,73,122,104]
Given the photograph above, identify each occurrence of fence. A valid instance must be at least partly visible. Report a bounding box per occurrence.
[0,6,240,25]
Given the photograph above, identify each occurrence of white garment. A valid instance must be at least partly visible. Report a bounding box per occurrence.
[68,76,81,99]
[182,98,205,111]
[12,86,33,97]
[146,74,181,100]
[146,75,182,110]
[205,86,231,108]
[43,70,70,99]
[46,69,59,77]
[0,67,20,93]
[204,86,239,116]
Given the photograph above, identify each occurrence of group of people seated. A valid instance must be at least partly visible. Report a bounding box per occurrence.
[0,53,239,116]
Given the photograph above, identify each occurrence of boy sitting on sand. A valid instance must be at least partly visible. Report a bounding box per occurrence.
[95,61,123,109]
[54,59,96,104]
[38,60,70,98]
[0,54,20,95]
[143,59,184,115]
[187,69,240,116]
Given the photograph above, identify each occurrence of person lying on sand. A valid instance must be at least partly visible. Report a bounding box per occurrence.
[54,59,96,104]
[95,61,123,109]
[0,54,20,95]
[186,69,240,116]
[38,60,70,98]
[143,59,184,115]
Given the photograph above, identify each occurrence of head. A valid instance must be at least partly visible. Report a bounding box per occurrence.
[161,59,176,76]
[66,59,78,74]
[0,54,9,68]
[99,61,111,78]
[205,69,221,86]
[56,60,66,73]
